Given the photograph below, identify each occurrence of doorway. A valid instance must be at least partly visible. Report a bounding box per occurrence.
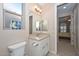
[57,3,76,56]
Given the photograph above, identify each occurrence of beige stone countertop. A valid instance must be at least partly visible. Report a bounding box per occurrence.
[29,33,49,41]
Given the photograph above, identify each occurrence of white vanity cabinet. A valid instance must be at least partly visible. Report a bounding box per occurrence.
[29,37,49,56]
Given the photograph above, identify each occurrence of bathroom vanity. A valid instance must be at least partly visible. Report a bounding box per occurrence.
[29,33,49,56]
[28,10,49,56]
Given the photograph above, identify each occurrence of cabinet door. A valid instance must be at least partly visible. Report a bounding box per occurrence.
[40,37,49,56]
[29,39,41,56]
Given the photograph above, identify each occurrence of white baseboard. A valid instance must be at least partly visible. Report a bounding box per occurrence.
[49,50,57,55]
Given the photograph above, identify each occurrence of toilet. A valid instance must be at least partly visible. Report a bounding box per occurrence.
[8,41,26,56]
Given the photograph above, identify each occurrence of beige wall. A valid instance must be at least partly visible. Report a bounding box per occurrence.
[42,4,57,54]
[72,4,78,49]
[71,4,79,55]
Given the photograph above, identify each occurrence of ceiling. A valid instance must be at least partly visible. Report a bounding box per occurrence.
[57,3,76,15]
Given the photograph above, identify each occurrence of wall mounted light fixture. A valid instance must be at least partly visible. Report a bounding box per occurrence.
[34,5,42,14]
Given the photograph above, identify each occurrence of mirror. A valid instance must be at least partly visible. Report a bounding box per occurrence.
[35,20,48,31]
[29,12,48,33]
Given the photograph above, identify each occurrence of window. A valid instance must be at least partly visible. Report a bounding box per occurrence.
[4,3,22,15]
[3,3,23,30]
[60,23,66,32]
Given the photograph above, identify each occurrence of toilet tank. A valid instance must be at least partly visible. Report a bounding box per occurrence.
[8,41,26,56]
